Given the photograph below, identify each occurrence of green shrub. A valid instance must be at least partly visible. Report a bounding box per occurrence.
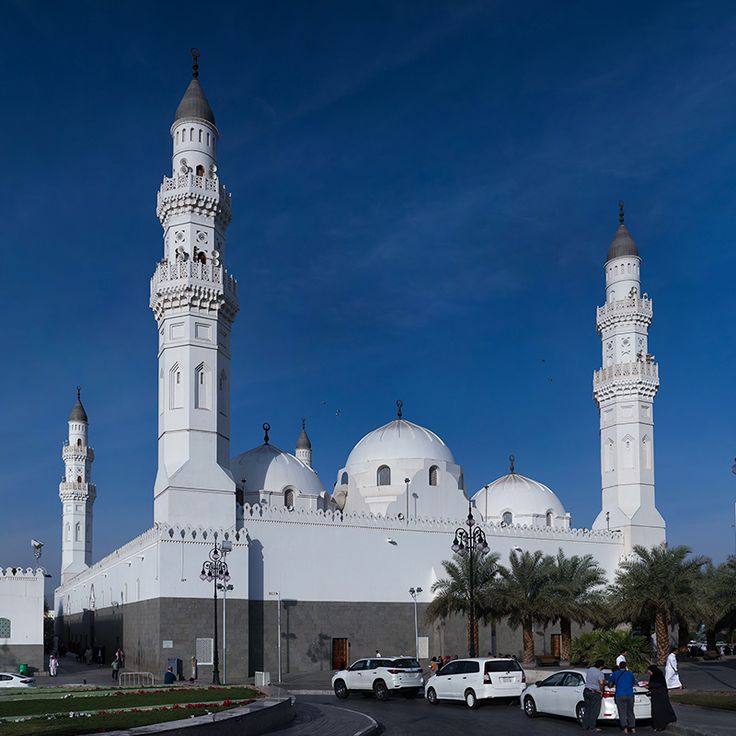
[571,629,651,673]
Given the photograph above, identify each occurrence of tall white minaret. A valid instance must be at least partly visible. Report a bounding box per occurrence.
[295,418,312,467]
[592,203,665,550]
[150,51,239,528]
[59,388,96,583]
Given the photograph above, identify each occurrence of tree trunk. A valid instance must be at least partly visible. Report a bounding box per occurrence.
[560,617,572,663]
[466,617,479,658]
[522,618,535,664]
[655,608,669,666]
[677,617,689,649]
[706,627,717,652]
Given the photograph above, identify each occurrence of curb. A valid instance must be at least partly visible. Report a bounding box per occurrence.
[320,703,379,736]
[288,689,333,695]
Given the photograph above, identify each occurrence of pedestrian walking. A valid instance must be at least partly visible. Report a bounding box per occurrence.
[111,656,121,681]
[48,653,58,677]
[608,661,637,734]
[164,666,176,684]
[664,647,682,690]
[581,658,605,731]
[647,665,677,732]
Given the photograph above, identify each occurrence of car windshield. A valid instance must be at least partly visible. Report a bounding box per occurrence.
[391,658,420,669]
[485,660,521,673]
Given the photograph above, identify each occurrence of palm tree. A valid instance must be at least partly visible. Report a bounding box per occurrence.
[613,544,706,664]
[426,551,502,656]
[494,550,555,664]
[546,549,606,663]
[697,560,736,651]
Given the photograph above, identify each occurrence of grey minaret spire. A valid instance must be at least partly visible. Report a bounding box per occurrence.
[60,388,96,583]
[592,204,665,550]
[295,418,312,467]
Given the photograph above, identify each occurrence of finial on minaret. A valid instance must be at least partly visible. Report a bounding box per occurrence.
[618,200,625,224]
[509,454,515,474]
[190,48,200,79]
[301,417,306,431]
[76,385,81,401]
[396,399,403,419]
[263,422,271,445]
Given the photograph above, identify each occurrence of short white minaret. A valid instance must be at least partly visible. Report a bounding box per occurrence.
[592,203,665,550]
[295,418,312,467]
[150,51,239,528]
[59,388,96,583]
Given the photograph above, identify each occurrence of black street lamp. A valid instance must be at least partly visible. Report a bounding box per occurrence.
[451,500,489,658]
[200,540,230,684]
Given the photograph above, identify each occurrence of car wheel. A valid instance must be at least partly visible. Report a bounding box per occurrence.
[464,689,478,709]
[426,687,439,705]
[373,680,389,701]
[575,702,586,725]
[523,695,537,718]
[333,679,349,699]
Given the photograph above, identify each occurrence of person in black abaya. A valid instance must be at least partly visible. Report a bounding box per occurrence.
[647,664,677,731]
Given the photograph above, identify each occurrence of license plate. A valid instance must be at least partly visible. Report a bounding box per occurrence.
[500,677,513,682]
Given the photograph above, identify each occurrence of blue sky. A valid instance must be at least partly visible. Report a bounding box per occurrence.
[2,0,735,591]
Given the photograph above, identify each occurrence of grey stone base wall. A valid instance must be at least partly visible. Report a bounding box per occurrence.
[57,597,584,681]
[0,643,44,673]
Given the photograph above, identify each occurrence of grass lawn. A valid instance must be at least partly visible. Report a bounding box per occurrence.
[0,686,258,718]
[671,692,736,711]
[1,700,254,736]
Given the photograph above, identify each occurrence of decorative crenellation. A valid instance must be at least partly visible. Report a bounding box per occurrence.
[240,503,623,542]
[59,481,97,496]
[62,441,94,462]
[1,567,46,579]
[596,296,652,332]
[593,360,659,401]
[156,174,231,227]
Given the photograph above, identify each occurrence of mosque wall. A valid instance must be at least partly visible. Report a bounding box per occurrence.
[0,568,45,672]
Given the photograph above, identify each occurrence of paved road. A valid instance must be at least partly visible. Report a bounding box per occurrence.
[282,694,595,736]
[678,657,736,691]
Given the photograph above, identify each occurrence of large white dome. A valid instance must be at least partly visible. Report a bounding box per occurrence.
[472,472,569,528]
[231,444,324,495]
[346,419,456,466]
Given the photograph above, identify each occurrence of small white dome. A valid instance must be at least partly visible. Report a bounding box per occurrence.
[472,473,568,526]
[231,444,324,495]
[346,419,455,466]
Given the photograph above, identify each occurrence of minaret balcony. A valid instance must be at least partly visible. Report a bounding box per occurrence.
[593,360,659,401]
[156,174,231,225]
[596,296,652,332]
[59,481,97,501]
[62,441,94,462]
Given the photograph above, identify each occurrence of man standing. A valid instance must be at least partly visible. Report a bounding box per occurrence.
[582,658,605,731]
[609,661,637,734]
[616,649,628,666]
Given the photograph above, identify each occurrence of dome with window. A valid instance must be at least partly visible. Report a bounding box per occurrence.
[334,409,467,519]
[471,470,570,529]
[231,442,326,510]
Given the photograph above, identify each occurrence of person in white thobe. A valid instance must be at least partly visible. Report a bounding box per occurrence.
[664,647,682,689]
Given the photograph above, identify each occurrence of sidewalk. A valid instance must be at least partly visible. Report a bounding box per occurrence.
[670,703,735,736]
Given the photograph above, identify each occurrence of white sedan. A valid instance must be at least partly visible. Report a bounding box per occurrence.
[521,669,651,725]
[0,672,35,688]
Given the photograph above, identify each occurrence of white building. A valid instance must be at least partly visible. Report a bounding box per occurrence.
[0,568,45,672]
[54,56,666,680]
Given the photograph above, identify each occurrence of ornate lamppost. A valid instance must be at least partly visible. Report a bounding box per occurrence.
[200,540,230,684]
[451,501,489,657]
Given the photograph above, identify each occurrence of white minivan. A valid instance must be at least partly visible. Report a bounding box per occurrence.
[425,657,525,708]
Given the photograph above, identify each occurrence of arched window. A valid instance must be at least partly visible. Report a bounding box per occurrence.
[458,473,464,490]
[170,363,183,409]
[284,489,295,509]
[546,511,553,527]
[0,617,10,638]
[502,512,513,526]
[65,523,71,542]
[340,472,348,485]
[74,522,81,542]
[196,163,204,175]
[76,475,82,483]
[194,363,210,410]
[77,438,82,447]
[428,465,439,486]
[642,435,652,470]
[198,129,203,143]
[377,465,391,486]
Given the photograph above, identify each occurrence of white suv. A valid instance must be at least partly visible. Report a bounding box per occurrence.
[332,656,424,700]
[425,657,525,708]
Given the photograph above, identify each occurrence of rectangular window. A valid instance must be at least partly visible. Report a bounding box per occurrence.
[196,637,214,665]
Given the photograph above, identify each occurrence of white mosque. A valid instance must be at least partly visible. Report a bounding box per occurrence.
[53,56,666,680]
